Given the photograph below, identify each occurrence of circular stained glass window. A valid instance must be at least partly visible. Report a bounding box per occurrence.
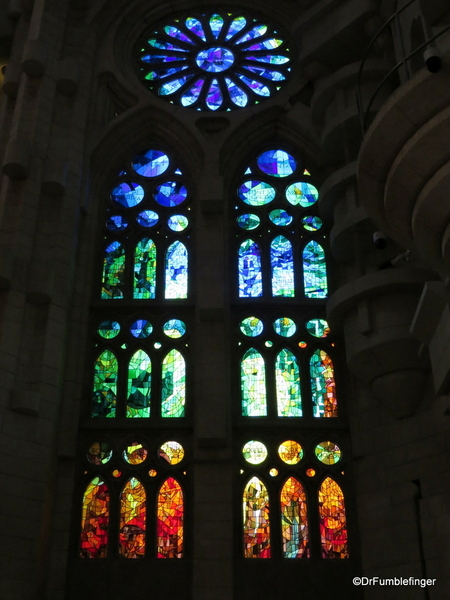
[285,182,318,207]
[137,210,159,228]
[168,215,189,231]
[240,316,263,337]
[163,319,186,338]
[273,317,296,337]
[154,181,188,206]
[278,440,303,464]
[137,11,291,111]
[238,180,276,205]
[315,441,341,465]
[306,318,330,338]
[123,442,148,465]
[107,215,128,231]
[237,213,260,230]
[132,149,170,177]
[302,215,322,231]
[242,440,268,464]
[87,442,112,465]
[257,150,296,177]
[98,320,120,339]
[111,182,145,208]
[159,441,185,465]
[130,319,153,338]
[269,209,292,226]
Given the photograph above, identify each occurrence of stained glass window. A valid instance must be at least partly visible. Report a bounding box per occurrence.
[80,478,109,558]
[238,240,262,297]
[280,477,309,558]
[165,241,188,299]
[275,349,302,417]
[127,350,151,418]
[270,236,294,297]
[310,350,338,417]
[161,349,186,417]
[134,239,156,299]
[243,477,271,558]
[318,478,348,559]
[119,478,146,558]
[102,242,125,299]
[157,477,184,558]
[137,11,291,111]
[92,350,118,418]
[241,348,266,416]
[303,241,328,298]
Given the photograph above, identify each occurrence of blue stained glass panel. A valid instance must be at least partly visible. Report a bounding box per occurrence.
[248,38,283,50]
[111,183,144,208]
[154,182,188,207]
[163,319,186,338]
[107,215,128,231]
[258,150,296,178]
[196,47,234,72]
[246,55,289,65]
[134,239,156,299]
[240,317,264,337]
[165,241,188,299]
[302,215,322,231]
[168,215,189,231]
[271,235,295,297]
[226,16,247,39]
[225,78,248,107]
[137,211,159,228]
[236,74,270,96]
[237,213,260,230]
[181,78,204,106]
[102,241,125,299]
[286,182,318,207]
[269,209,292,226]
[276,348,302,417]
[141,54,185,64]
[273,317,296,337]
[185,17,206,41]
[303,241,328,299]
[148,39,189,52]
[132,149,169,178]
[238,240,262,297]
[145,66,189,81]
[206,79,223,110]
[238,180,276,205]
[164,26,194,44]
[159,75,193,96]
[241,348,267,416]
[236,24,268,44]
[130,319,153,338]
[209,14,224,38]
[243,66,285,81]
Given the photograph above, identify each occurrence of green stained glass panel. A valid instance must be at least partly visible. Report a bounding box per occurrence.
[92,350,117,418]
[303,241,328,298]
[98,320,120,339]
[271,235,295,297]
[273,317,296,337]
[163,319,186,338]
[237,213,260,230]
[241,348,266,416]
[285,182,318,207]
[310,349,337,417]
[102,241,125,299]
[240,316,263,337]
[134,238,156,299]
[306,318,330,338]
[275,348,302,417]
[127,350,151,418]
[161,349,185,417]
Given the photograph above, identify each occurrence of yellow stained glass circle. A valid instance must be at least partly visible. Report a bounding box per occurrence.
[159,441,185,465]
[242,440,268,464]
[278,440,303,465]
[269,468,278,477]
[123,442,148,465]
[315,441,341,465]
[306,468,315,477]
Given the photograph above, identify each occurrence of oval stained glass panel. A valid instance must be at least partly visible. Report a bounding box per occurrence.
[315,441,342,465]
[238,180,276,206]
[111,183,144,208]
[159,441,185,465]
[240,317,263,337]
[130,319,153,338]
[98,320,120,339]
[257,150,296,177]
[302,215,322,231]
[167,215,189,231]
[269,209,292,226]
[137,211,159,228]
[163,319,186,338]
[306,318,330,338]
[273,317,296,337]
[196,47,234,72]
[107,215,128,231]
[154,182,188,207]
[87,442,112,465]
[132,149,169,178]
[237,213,260,230]
[123,442,148,465]
[278,440,303,465]
[242,440,268,464]
[286,182,318,207]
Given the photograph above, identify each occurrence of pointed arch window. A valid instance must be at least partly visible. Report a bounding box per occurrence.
[243,476,271,558]
[318,477,349,559]
[280,476,309,558]
[241,348,267,416]
[238,239,263,297]
[127,350,152,418]
[119,477,146,558]
[157,477,184,558]
[80,477,110,558]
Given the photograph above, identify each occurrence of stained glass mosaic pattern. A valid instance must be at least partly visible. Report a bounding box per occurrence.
[271,236,295,297]
[138,11,291,111]
[119,478,146,558]
[130,319,153,338]
[107,215,128,231]
[285,182,318,207]
[127,350,151,418]
[238,180,276,206]
[318,478,349,559]
[310,350,338,418]
[167,215,189,231]
[273,317,296,337]
[243,477,271,558]
[159,441,185,465]
[111,182,145,208]
[306,318,330,338]
[132,149,169,178]
[257,150,296,178]
[315,441,342,465]
[154,182,188,207]
[242,440,268,464]
[161,349,186,417]
[240,316,263,337]
[237,213,260,230]
[98,320,120,339]
[134,238,156,299]
[238,240,262,297]
[80,477,109,558]
[278,440,303,465]
[281,477,309,558]
[303,241,328,298]
[241,348,266,416]
[102,242,125,299]
[92,350,117,418]
[269,209,292,226]
[137,210,159,228]
[165,241,188,299]
[163,319,186,338]
[275,348,302,417]
[302,215,322,231]
[157,477,184,558]
[123,442,148,465]
[87,442,112,465]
